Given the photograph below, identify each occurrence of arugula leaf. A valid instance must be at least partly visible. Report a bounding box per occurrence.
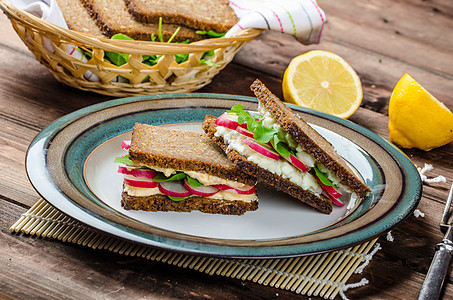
[186,176,204,187]
[200,59,220,67]
[113,155,136,166]
[253,125,277,143]
[313,167,334,186]
[270,137,293,157]
[167,195,189,201]
[111,33,134,41]
[152,172,187,182]
[195,30,226,38]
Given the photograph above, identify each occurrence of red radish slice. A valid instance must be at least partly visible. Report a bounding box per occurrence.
[121,140,131,150]
[212,184,256,195]
[158,180,191,197]
[124,178,158,188]
[236,126,254,138]
[325,191,344,207]
[215,113,239,130]
[282,154,309,172]
[243,138,280,160]
[183,178,219,197]
[118,166,157,179]
[314,176,344,206]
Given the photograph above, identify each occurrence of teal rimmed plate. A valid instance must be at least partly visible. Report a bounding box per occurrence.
[26,94,422,258]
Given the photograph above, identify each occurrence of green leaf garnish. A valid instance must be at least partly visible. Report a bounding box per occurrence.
[111,33,134,41]
[167,195,189,201]
[200,59,220,67]
[113,155,136,166]
[253,125,277,143]
[152,172,187,182]
[313,167,334,186]
[195,30,226,38]
[186,176,204,187]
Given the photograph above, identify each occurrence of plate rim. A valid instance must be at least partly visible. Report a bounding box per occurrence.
[25,93,422,258]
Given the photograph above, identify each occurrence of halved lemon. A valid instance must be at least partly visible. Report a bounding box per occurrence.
[389,73,453,151]
[283,51,363,119]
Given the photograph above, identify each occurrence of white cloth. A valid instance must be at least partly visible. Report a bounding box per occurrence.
[11,0,67,28]
[227,0,326,44]
[10,0,100,81]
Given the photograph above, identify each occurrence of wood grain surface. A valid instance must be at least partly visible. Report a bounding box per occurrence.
[1,0,453,299]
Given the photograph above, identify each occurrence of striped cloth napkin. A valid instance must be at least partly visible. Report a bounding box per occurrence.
[226,0,326,44]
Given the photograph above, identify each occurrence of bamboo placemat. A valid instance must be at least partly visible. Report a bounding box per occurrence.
[10,198,380,300]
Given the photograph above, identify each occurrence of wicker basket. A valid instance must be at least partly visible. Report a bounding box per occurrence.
[0,0,261,96]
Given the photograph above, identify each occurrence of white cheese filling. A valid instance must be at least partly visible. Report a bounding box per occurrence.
[260,104,346,192]
[123,185,257,202]
[215,126,322,195]
[134,165,247,189]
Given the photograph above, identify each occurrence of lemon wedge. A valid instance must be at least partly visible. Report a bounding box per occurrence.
[388,73,453,151]
[282,50,363,119]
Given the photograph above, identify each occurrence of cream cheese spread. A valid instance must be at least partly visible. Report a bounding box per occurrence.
[215,126,322,194]
[124,185,257,202]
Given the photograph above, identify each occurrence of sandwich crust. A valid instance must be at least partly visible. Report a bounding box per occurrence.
[250,79,371,198]
[129,123,257,186]
[203,115,333,214]
[122,192,258,215]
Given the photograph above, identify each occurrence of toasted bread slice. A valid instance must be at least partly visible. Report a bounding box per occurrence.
[203,115,332,214]
[125,0,238,32]
[121,123,258,215]
[56,0,103,36]
[81,0,203,42]
[250,79,371,198]
[129,123,256,186]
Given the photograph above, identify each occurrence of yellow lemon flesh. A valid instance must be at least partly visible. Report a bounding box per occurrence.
[388,73,453,151]
[283,50,363,119]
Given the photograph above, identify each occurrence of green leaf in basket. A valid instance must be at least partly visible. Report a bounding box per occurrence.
[196,30,226,38]
[111,33,134,41]
[200,59,220,67]
[105,34,133,66]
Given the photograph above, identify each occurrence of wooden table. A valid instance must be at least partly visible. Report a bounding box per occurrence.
[1,0,453,299]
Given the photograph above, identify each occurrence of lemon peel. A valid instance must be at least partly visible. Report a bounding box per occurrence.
[388,73,453,151]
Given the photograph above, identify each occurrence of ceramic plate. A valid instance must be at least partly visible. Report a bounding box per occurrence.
[26,94,422,258]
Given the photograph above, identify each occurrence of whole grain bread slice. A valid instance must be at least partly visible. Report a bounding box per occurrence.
[122,191,258,215]
[56,0,103,36]
[125,0,238,32]
[250,79,371,198]
[129,123,257,186]
[202,115,333,214]
[81,0,202,42]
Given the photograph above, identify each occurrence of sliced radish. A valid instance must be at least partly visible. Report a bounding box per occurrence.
[121,140,131,150]
[124,178,158,188]
[118,166,157,179]
[158,180,191,197]
[212,184,256,195]
[243,138,280,160]
[215,113,239,130]
[236,126,254,138]
[183,178,219,197]
[314,176,344,206]
[282,154,309,172]
[326,191,344,207]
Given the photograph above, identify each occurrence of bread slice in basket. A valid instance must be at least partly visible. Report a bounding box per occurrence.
[56,0,103,36]
[125,0,238,32]
[81,0,203,42]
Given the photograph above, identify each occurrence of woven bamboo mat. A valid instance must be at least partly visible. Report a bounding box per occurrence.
[10,198,380,299]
